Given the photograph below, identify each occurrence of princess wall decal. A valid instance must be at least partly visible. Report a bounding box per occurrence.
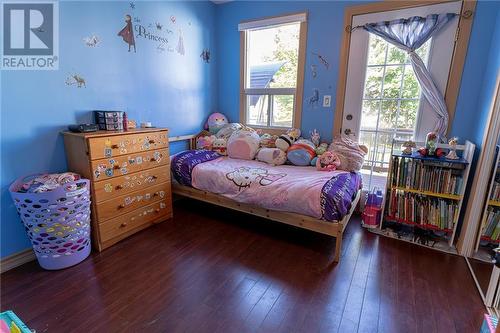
[118,14,136,52]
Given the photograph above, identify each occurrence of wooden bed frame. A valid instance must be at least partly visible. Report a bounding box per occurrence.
[168,134,361,262]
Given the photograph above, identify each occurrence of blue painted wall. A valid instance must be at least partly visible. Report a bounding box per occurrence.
[215,0,500,142]
[0,0,217,258]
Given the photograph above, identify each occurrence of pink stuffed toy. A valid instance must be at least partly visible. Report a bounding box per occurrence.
[316,151,341,171]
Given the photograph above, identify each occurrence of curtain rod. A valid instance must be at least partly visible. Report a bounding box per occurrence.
[345,10,473,33]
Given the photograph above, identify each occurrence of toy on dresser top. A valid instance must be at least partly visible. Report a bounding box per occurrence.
[195,113,368,172]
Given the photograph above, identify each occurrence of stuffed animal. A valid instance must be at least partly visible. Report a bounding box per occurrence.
[316,143,328,156]
[216,123,243,140]
[310,129,321,147]
[196,134,216,150]
[316,151,341,171]
[287,139,316,166]
[256,148,287,166]
[205,112,229,134]
[328,136,368,172]
[227,129,261,160]
[259,133,277,148]
[275,128,301,151]
[212,138,227,155]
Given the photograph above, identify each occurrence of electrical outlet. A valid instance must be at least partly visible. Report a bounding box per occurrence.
[323,95,331,107]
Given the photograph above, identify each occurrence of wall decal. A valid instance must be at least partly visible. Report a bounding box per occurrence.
[308,89,319,107]
[157,44,166,53]
[170,15,176,24]
[311,64,317,78]
[118,14,136,52]
[176,29,185,55]
[200,49,210,63]
[65,74,86,88]
[134,17,141,23]
[129,2,135,9]
[312,52,329,69]
[155,22,163,31]
[83,35,101,47]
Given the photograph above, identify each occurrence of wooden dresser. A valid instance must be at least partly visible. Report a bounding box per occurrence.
[62,128,172,251]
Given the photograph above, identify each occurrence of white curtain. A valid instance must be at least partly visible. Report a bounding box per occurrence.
[364,13,457,140]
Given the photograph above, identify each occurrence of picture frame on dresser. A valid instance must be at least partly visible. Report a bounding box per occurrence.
[62,128,173,251]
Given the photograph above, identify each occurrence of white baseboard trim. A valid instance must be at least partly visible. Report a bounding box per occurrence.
[1,248,36,273]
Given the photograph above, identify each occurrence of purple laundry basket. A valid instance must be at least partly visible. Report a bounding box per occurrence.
[9,175,92,270]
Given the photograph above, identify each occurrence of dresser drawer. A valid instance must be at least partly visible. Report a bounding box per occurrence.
[99,200,172,243]
[88,130,169,160]
[91,148,169,181]
[93,166,170,203]
[96,182,171,221]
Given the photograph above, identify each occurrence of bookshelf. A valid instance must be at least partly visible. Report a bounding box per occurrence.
[372,139,475,254]
[474,146,500,261]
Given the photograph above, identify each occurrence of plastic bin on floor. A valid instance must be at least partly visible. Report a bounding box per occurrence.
[9,175,92,270]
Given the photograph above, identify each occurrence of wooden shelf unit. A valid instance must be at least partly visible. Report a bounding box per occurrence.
[378,139,475,251]
[474,146,500,258]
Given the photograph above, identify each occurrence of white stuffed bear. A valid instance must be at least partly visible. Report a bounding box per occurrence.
[275,128,301,152]
[256,148,287,166]
[212,138,227,155]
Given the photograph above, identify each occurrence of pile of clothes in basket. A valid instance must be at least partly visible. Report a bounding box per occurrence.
[16,172,81,193]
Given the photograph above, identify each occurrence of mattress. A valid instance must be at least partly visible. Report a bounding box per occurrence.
[171,150,362,222]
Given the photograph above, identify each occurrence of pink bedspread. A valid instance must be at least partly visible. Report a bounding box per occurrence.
[189,157,356,220]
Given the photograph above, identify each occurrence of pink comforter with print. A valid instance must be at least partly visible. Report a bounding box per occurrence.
[173,153,361,221]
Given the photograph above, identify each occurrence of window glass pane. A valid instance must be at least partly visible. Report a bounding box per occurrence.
[367,35,387,65]
[246,95,269,126]
[363,66,383,99]
[360,100,380,130]
[373,132,393,167]
[387,44,407,65]
[246,23,300,89]
[398,99,419,130]
[271,95,294,127]
[379,100,398,129]
[401,65,420,99]
[382,65,404,98]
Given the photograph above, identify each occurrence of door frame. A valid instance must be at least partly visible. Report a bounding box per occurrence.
[333,0,476,137]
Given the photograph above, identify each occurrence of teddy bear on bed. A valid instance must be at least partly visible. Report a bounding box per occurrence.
[316,151,341,171]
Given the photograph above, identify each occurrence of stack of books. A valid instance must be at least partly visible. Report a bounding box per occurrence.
[386,189,458,231]
[490,181,500,202]
[391,156,463,195]
[482,207,500,242]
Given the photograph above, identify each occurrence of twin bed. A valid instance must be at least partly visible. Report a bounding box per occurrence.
[169,136,362,263]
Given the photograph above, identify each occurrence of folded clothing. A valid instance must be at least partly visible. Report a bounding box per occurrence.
[17,172,81,193]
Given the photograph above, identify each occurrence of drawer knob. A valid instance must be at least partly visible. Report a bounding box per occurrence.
[120,222,128,227]
[151,176,158,180]
[155,208,160,213]
[149,140,155,144]
[119,204,125,209]
[153,192,159,197]
[111,144,119,149]
[116,185,123,190]
[114,165,120,170]
[150,157,156,162]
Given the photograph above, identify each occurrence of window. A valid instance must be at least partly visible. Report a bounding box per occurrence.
[239,13,307,131]
[335,1,473,191]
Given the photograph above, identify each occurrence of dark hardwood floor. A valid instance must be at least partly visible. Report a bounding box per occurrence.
[1,199,486,333]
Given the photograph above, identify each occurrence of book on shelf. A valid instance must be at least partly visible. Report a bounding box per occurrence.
[391,156,464,195]
[482,207,500,242]
[490,182,500,202]
[386,189,458,231]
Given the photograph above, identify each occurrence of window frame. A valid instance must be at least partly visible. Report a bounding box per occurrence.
[239,12,308,134]
[333,0,476,137]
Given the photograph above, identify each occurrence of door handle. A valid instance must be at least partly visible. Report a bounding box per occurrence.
[344,128,352,135]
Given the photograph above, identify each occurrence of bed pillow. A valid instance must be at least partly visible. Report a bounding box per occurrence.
[227,129,261,160]
[256,148,287,166]
[328,136,368,172]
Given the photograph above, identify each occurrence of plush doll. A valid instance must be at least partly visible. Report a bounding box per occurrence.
[216,123,243,140]
[310,143,329,166]
[196,134,216,150]
[316,151,341,171]
[256,148,287,166]
[328,136,368,172]
[205,112,229,134]
[287,139,316,166]
[310,129,321,147]
[259,133,277,148]
[212,138,227,155]
[227,129,261,160]
[275,128,301,152]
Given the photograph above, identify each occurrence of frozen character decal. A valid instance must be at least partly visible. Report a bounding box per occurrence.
[118,14,136,52]
[226,167,286,191]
